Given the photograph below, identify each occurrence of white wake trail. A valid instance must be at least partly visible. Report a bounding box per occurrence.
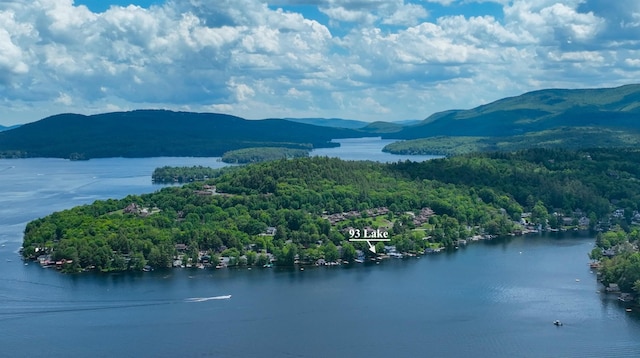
[185,295,232,302]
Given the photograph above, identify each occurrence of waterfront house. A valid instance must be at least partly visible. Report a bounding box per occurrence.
[606,283,620,292]
[578,216,590,227]
[619,293,634,302]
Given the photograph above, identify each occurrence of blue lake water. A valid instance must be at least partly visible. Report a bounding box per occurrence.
[1,138,639,357]
[310,137,442,162]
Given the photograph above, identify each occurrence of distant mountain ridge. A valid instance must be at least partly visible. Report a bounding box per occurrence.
[283,118,370,129]
[0,110,366,159]
[283,118,422,129]
[388,84,640,139]
[0,124,20,132]
[2,84,640,159]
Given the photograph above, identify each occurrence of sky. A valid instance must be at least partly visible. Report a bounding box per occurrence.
[0,0,639,125]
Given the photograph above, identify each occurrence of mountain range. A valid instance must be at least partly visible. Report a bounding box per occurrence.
[0,110,363,159]
[283,118,370,129]
[386,84,640,139]
[0,125,20,132]
[1,84,639,159]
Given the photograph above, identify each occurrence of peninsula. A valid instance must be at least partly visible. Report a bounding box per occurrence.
[21,148,640,304]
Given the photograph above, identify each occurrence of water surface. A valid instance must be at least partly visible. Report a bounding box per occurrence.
[311,137,442,162]
[1,139,638,357]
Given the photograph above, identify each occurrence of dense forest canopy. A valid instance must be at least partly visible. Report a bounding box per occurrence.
[22,148,640,292]
[152,165,235,184]
[591,228,640,296]
[383,127,640,156]
[220,147,309,164]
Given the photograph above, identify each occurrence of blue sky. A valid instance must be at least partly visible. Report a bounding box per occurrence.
[1,0,639,125]
[75,1,161,13]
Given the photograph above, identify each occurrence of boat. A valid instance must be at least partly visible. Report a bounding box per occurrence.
[618,293,634,302]
[553,320,563,326]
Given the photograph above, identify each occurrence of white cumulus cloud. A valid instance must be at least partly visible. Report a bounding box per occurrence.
[0,0,638,125]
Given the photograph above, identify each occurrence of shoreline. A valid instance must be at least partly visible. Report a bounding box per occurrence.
[27,228,591,273]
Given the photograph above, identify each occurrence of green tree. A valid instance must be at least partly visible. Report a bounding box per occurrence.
[341,242,356,262]
[323,241,340,262]
[256,254,270,266]
[531,201,548,225]
[246,251,257,266]
[131,252,147,271]
[276,243,297,266]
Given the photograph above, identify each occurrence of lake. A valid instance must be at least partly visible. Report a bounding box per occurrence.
[1,138,639,357]
[310,137,442,162]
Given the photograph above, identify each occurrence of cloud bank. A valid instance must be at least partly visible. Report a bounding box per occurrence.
[0,0,638,124]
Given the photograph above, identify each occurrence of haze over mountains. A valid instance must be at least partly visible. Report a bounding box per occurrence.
[1,84,639,159]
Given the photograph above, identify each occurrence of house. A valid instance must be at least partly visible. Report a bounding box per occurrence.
[619,293,634,302]
[606,283,620,292]
[123,203,141,214]
[578,216,590,227]
[562,217,574,226]
[175,243,188,251]
[613,209,624,218]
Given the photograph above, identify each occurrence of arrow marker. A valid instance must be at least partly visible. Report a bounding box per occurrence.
[367,240,376,254]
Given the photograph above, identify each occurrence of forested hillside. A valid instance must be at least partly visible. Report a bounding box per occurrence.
[0,110,362,159]
[383,127,640,156]
[387,84,640,139]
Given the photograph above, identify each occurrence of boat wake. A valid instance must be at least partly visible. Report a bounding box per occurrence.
[0,299,180,321]
[185,295,232,302]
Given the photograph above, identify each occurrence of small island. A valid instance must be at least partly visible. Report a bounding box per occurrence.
[152,165,230,183]
[220,147,310,164]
